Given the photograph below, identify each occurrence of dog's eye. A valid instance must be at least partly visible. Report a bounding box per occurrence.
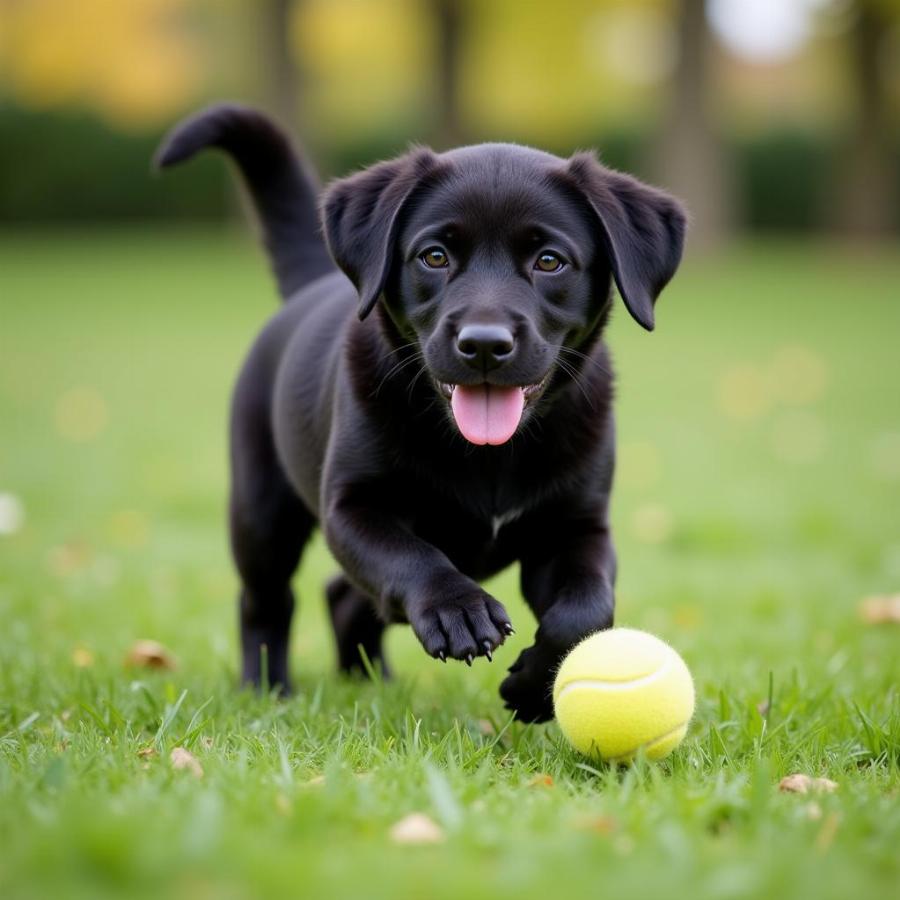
[534,252,564,273]
[421,247,450,269]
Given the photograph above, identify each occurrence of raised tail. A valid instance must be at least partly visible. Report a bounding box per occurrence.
[155,103,334,300]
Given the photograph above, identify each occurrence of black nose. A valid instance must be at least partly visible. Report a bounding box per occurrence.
[456,324,515,371]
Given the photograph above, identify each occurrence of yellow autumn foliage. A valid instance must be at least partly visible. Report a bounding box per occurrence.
[0,0,202,128]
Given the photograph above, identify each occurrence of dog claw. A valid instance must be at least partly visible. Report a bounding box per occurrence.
[482,641,493,661]
[504,623,515,635]
[438,650,446,662]
[465,653,474,667]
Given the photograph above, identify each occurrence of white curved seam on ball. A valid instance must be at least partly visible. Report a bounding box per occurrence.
[607,723,689,762]
[556,658,672,698]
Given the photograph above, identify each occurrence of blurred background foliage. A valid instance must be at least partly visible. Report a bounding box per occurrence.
[0,0,898,238]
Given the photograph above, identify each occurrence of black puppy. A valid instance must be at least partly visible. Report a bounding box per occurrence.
[156,104,686,722]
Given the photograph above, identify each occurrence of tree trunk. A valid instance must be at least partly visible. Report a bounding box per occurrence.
[430,0,463,148]
[837,1,895,235]
[259,0,299,133]
[653,0,732,249]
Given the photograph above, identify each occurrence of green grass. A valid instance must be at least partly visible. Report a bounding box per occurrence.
[1,230,898,900]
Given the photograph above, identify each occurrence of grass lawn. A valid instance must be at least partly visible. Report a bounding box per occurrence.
[1,229,898,900]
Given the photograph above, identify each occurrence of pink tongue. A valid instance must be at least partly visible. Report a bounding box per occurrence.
[450,385,525,446]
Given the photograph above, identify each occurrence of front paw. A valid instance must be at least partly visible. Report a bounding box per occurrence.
[499,643,566,723]
[409,587,513,664]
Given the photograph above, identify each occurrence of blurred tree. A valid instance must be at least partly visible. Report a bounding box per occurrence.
[429,0,463,147]
[837,0,897,235]
[259,0,300,133]
[0,0,202,129]
[654,0,732,247]
[295,0,429,152]
[461,0,663,144]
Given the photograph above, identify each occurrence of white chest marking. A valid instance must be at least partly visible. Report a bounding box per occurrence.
[491,507,524,539]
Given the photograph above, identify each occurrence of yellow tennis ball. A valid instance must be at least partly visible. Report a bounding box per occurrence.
[553,628,694,762]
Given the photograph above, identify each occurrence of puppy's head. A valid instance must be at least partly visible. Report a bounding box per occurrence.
[322,144,686,446]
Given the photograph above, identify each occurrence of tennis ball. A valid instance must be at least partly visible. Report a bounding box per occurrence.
[553,628,694,762]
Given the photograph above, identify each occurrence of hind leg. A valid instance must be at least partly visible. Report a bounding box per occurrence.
[326,575,390,678]
[230,393,315,690]
[231,477,314,690]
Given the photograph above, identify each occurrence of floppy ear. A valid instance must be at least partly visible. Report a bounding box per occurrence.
[320,147,439,320]
[564,152,687,331]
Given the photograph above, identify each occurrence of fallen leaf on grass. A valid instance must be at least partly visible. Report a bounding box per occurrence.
[125,639,177,670]
[859,594,900,625]
[137,747,157,759]
[527,773,554,788]
[47,540,92,577]
[389,813,444,845]
[778,773,838,794]
[170,746,203,778]
[299,772,370,789]
[71,647,94,668]
[572,814,617,835]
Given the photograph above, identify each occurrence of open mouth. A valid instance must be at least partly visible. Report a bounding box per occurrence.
[437,378,548,446]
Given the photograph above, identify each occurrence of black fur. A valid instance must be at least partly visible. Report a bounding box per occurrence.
[156,103,333,298]
[157,103,686,722]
